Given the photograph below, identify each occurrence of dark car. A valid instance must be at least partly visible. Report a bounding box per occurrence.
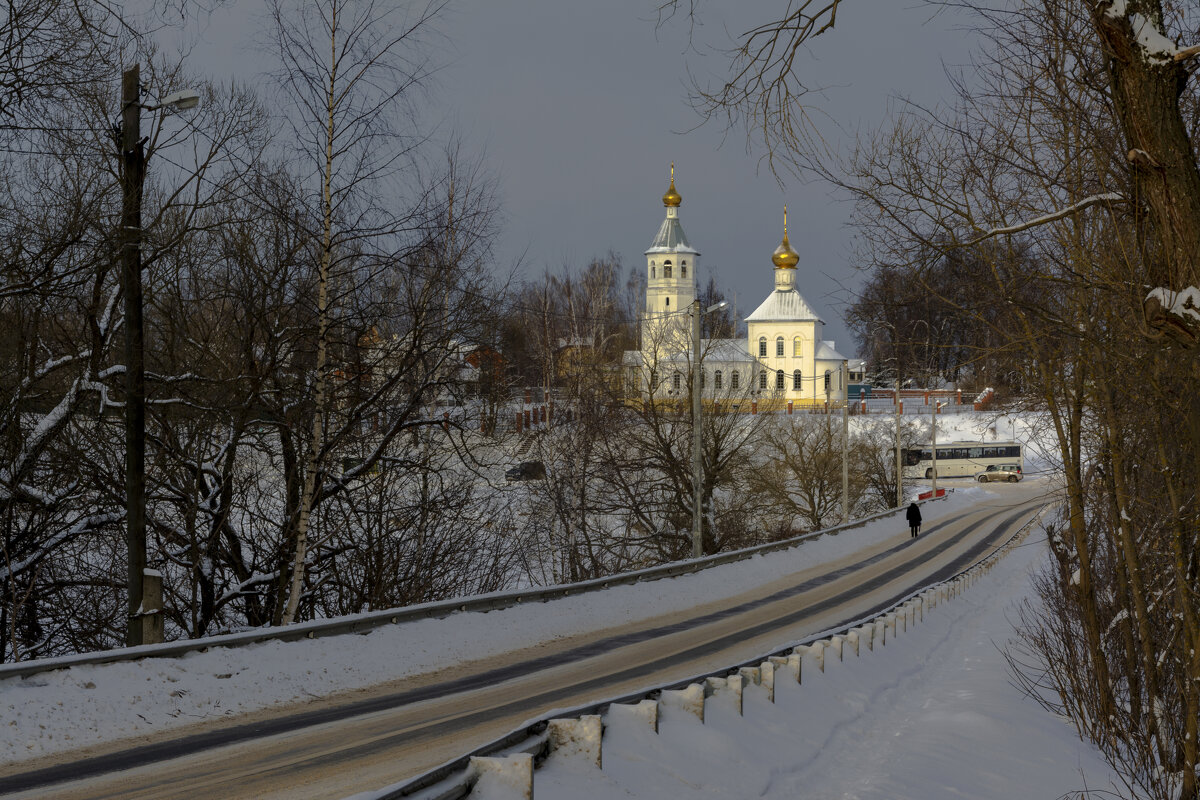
[505,461,545,481]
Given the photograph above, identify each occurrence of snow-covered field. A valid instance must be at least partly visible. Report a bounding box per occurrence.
[527,527,1121,800]
[1,489,988,766]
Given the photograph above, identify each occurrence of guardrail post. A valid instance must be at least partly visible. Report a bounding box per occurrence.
[704,674,744,716]
[799,641,825,674]
[469,754,533,800]
[608,699,658,733]
[827,635,844,663]
[854,624,873,652]
[759,660,776,702]
[661,683,705,722]
[547,715,603,769]
[770,652,802,685]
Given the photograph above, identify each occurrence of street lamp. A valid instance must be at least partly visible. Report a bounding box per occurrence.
[118,64,200,647]
[691,298,728,558]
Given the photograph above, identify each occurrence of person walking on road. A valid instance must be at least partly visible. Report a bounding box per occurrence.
[907,501,922,538]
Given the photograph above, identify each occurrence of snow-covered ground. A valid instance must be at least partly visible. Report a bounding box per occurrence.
[528,527,1121,800]
[1,489,988,766]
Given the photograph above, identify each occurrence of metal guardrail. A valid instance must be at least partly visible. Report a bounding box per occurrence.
[377,500,1050,800]
[0,500,942,681]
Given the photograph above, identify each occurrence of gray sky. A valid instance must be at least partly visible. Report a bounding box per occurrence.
[177,1,975,355]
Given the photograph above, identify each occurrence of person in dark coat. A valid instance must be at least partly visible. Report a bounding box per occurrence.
[906,502,922,538]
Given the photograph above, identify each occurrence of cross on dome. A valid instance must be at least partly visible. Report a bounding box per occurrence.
[662,162,682,207]
[772,205,800,269]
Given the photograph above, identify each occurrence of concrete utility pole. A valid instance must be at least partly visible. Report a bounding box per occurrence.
[691,299,703,558]
[690,299,727,558]
[895,375,903,508]
[841,360,849,525]
[118,68,199,646]
[120,66,148,647]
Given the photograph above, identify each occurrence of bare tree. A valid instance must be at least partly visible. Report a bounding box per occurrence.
[265,0,448,625]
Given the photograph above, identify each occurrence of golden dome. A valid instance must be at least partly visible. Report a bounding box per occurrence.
[662,162,682,207]
[772,205,799,269]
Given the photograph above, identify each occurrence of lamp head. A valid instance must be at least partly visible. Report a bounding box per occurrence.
[158,89,200,111]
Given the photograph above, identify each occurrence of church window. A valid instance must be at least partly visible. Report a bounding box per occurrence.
[664,265,672,278]
[793,336,802,356]
[714,370,723,390]
[665,297,669,308]
[776,370,785,391]
[651,265,656,279]
[681,264,686,278]
[758,337,767,357]
[731,371,740,389]
[776,336,784,357]
[673,372,682,391]
[759,371,767,390]
[793,370,802,390]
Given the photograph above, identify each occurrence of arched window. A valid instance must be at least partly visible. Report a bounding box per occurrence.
[793,370,802,390]
[664,265,672,278]
[681,264,687,278]
[758,337,767,357]
[824,370,832,393]
[776,336,784,357]
[775,370,785,390]
[665,297,670,308]
[731,371,740,389]
[673,372,682,391]
[651,265,656,279]
[714,370,723,390]
[681,259,687,266]
[759,371,767,390]
[793,336,802,356]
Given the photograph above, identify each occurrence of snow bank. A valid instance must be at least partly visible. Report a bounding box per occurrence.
[0,492,984,765]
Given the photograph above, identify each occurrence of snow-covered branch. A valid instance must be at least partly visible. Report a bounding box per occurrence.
[1146,286,1200,322]
[1100,0,1192,63]
[963,192,1124,246]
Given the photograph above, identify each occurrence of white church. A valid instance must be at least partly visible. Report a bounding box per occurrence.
[624,167,849,409]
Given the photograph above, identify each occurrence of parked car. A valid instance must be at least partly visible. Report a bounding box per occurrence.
[505,461,545,481]
[975,463,1023,483]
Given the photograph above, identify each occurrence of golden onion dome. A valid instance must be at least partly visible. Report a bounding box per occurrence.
[772,205,800,268]
[662,162,682,207]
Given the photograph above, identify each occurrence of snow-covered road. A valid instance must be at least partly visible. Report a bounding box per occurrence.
[0,482,1092,799]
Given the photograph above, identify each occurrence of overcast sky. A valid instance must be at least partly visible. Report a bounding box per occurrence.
[177,1,976,355]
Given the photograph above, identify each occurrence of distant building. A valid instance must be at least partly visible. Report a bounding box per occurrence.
[624,167,849,406]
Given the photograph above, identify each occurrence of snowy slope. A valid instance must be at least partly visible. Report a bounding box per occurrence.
[529,528,1120,800]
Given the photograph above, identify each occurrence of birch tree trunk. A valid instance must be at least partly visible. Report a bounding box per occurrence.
[280,10,339,627]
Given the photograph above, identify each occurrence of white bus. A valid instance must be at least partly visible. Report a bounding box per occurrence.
[901,441,1023,479]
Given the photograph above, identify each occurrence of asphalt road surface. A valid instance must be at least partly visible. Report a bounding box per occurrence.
[0,481,1050,800]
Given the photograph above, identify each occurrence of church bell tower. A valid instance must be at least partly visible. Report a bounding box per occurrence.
[641,164,700,356]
